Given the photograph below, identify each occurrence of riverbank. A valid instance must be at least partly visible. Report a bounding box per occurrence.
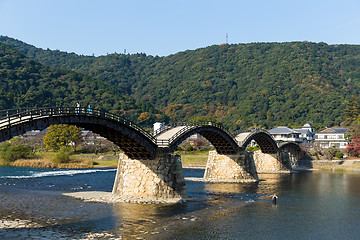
[0,218,111,239]
[0,151,209,169]
[0,153,118,169]
[297,159,360,172]
[2,151,360,172]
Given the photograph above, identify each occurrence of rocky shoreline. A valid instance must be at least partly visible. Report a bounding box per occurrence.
[0,218,122,239]
[0,219,43,229]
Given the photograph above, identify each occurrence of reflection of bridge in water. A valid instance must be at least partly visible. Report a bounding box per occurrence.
[0,107,306,203]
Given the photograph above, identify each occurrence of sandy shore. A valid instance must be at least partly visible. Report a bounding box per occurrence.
[62,191,191,204]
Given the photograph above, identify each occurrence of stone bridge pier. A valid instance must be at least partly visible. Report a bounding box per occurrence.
[203,150,259,182]
[253,151,292,173]
[112,150,188,203]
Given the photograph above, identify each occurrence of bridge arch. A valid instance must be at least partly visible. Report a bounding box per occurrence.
[156,123,239,154]
[278,142,304,168]
[0,108,157,159]
[236,130,278,154]
[278,142,302,152]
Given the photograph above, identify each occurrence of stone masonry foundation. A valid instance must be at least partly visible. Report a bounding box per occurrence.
[203,150,258,182]
[112,152,188,203]
[253,150,291,173]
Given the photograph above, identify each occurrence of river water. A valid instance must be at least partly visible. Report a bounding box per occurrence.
[0,167,360,239]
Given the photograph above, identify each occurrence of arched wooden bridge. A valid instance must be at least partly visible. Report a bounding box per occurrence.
[0,107,284,159]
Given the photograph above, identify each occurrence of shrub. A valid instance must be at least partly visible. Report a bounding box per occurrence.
[247,146,261,153]
[335,152,344,159]
[0,143,11,162]
[52,149,72,164]
[185,144,194,151]
[0,143,35,163]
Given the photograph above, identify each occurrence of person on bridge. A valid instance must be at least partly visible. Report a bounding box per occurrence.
[87,104,92,114]
[76,102,80,114]
[272,194,278,204]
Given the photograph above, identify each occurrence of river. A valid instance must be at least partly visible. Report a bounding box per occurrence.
[0,167,360,239]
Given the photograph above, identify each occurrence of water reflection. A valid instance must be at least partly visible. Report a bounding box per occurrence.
[111,199,211,238]
[166,172,360,239]
[202,174,292,202]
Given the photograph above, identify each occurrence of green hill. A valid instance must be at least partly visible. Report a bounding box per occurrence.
[0,42,167,127]
[2,36,360,130]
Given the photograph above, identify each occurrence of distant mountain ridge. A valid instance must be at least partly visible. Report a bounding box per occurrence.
[2,36,360,130]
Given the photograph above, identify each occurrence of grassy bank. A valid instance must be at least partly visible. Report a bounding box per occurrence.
[3,150,360,172]
[308,159,360,172]
[0,152,119,169]
[176,150,208,168]
[0,151,209,169]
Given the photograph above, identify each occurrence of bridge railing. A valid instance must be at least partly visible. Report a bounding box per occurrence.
[0,107,156,144]
[151,121,188,136]
[238,128,275,148]
[231,128,247,138]
[156,121,235,147]
[0,108,38,118]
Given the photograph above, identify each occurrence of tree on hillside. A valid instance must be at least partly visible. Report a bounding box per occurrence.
[4,38,360,129]
[189,116,220,124]
[43,124,82,151]
[343,96,360,125]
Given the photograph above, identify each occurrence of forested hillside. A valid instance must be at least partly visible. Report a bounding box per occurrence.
[2,36,360,130]
[0,43,167,127]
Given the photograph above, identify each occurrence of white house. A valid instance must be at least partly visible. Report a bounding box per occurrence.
[294,123,315,141]
[268,126,303,143]
[314,127,349,149]
[268,124,315,143]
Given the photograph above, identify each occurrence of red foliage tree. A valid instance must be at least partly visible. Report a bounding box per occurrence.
[346,136,360,156]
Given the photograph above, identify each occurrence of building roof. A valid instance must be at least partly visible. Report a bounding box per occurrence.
[268,126,300,134]
[302,123,314,128]
[294,129,310,134]
[317,127,348,134]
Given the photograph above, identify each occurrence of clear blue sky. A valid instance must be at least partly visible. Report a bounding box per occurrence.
[1,0,359,56]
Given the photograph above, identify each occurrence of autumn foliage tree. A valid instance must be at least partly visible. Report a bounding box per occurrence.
[346,136,360,156]
[344,96,360,156]
[138,112,150,122]
[43,124,82,151]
